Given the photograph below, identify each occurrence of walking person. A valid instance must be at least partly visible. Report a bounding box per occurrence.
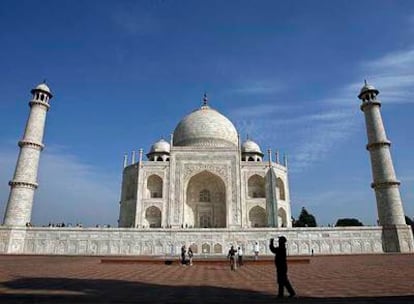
[188,247,194,266]
[269,236,296,298]
[227,245,237,271]
[254,241,260,260]
[237,246,243,267]
[181,245,186,266]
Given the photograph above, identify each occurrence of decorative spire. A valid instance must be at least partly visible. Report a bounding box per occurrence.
[267,149,272,167]
[202,93,208,106]
[139,148,143,167]
[364,79,367,86]
[123,153,128,168]
[131,150,136,164]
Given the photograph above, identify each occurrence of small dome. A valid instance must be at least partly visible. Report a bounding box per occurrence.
[173,105,238,147]
[150,139,170,154]
[358,82,379,99]
[241,139,263,154]
[31,82,53,97]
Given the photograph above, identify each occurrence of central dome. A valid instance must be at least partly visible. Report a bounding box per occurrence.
[173,105,238,147]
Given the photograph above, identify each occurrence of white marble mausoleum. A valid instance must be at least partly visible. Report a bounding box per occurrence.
[119,95,292,231]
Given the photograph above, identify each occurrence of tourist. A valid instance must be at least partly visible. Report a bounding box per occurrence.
[181,245,186,265]
[227,245,237,271]
[237,246,243,267]
[269,236,296,298]
[188,247,194,266]
[254,241,259,260]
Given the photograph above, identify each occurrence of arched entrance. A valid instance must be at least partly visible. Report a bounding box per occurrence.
[249,206,267,227]
[145,206,162,228]
[185,171,226,228]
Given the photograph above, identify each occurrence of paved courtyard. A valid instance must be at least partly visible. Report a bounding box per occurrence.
[0,254,413,303]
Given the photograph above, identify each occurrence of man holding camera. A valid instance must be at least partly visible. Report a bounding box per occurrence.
[269,236,296,298]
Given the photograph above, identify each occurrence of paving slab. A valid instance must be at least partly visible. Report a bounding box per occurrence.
[0,254,413,303]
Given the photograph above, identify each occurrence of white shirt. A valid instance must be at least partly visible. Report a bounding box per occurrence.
[254,243,259,252]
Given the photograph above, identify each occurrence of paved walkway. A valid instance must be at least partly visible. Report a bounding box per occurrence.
[0,254,413,303]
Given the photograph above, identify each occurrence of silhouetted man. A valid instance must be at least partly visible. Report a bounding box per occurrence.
[269,236,296,298]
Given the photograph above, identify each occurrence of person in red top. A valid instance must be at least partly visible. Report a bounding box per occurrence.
[269,236,296,298]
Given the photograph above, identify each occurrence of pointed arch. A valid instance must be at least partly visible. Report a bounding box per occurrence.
[276,177,286,201]
[277,207,287,228]
[248,206,267,227]
[214,243,223,254]
[248,174,265,198]
[202,243,211,254]
[190,243,198,254]
[147,174,163,198]
[145,206,162,228]
[185,170,226,228]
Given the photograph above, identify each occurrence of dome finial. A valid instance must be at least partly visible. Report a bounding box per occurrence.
[203,93,208,106]
[364,79,367,86]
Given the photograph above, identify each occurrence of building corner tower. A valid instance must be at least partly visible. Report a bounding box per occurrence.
[3,83,53,226]
[358,82,413,252]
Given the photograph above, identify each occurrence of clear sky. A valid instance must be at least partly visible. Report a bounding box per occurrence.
[0,0,413,227]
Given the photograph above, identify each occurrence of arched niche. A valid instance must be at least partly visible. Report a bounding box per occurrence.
[185,170,226,228]
[202,243,211,254]
[276,177,286,201]
[277,207,287,228]
[145,206,162,228]
[147,174,163,198]
[190,243,198,254]
[214,243,223,254]
[248,206,267,227]
[247,174,265,198]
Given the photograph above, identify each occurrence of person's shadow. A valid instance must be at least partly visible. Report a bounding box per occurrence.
[1,277,413,303]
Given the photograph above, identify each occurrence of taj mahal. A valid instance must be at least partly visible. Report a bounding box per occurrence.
[0,82,413,256]
[119,94,292,230]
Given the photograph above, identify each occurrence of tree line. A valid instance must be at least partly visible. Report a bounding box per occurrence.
[291,207,413,230]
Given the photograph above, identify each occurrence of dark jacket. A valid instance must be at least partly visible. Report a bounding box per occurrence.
[227,247,237,259]
[269,239,287,274]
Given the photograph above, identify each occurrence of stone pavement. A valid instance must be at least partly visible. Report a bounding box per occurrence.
[0,254,413,303]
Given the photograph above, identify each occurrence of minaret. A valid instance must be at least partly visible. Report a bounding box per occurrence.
[3,83,53,226]
[358,82,413,252]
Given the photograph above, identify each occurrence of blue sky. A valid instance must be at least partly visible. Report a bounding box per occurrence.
[0,0,413,227]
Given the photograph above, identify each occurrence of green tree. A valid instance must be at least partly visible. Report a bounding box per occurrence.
[335,218,363,227]
[405,216,414,234]
[293,207,317,227]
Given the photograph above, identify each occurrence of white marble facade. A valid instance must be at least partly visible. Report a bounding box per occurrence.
[118,102,292,230]
[2,226,401,256]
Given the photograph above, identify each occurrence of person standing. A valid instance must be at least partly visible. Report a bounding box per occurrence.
[237,246,243,267]
[227,245,237,271]
[181,245,186,265]
[254,242,260,260]
[188,247,194,266]
[269,236,296,298]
